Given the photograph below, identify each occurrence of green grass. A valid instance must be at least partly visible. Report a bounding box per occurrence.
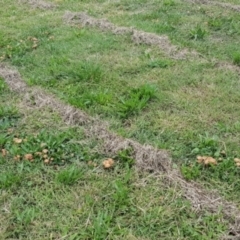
[1,0,240,238]
[233,52,240,66]
[55,166,85,185]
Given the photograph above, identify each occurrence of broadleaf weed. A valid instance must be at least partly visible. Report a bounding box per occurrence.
[189,25,207,40]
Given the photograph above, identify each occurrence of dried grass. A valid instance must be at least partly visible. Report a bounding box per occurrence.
[20,0,56,10]
[63,11,198,60]
[1,63,240,236]
[187,0,240,12]
[0,200,11,237]
[215,62,240,75]
[0,64,27,92]
[214,2,240,12]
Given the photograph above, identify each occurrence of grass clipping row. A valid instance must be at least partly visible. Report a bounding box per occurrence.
[63,11,198,60]
[188,0,240,12]
[20,0,56,9]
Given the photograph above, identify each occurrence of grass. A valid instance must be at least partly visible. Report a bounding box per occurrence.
[55,166,85,185]
[117,84,157,119]
[233,52,240,66]
[1,0,240,238]
[0,78,228,239]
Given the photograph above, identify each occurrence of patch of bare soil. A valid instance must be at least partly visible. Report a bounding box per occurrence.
[21,0,56,10]
[1,63,240,237]
[188,0,240,12]
[63,11,198,60]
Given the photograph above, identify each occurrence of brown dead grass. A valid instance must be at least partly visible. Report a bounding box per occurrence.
[20,0,56,10]
[0,194,10,238]
[1,63,240,236]
[215,62,240,75]
[188,0,240,12]
[0,65,27,92]
[63,11,198,60]
[215,2,240,12]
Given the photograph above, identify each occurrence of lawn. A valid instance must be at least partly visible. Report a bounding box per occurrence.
[0,0,240,238]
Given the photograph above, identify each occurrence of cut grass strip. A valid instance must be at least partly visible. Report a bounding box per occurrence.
[188,0,240,12]
[63,11,199,60]
[64,11,240,76]
[21,0,56,10]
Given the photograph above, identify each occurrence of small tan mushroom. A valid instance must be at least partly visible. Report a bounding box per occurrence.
[103,158,114,169]
[24,154,33,161]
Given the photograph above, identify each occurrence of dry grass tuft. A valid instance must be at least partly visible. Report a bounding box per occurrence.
[63,11,133,34]
[19,0,56,10]
[187,0,240,12]
[0,64,27,92]
[215,62,240,75]
[89,125,171,172]
[131,30,199,59]
[215,2,240,12]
